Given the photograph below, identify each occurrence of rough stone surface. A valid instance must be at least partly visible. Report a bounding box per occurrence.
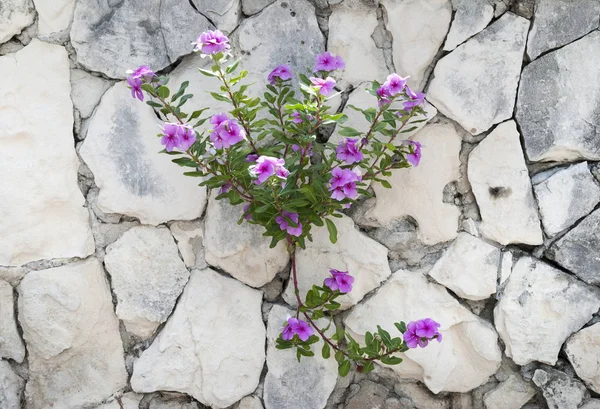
[204,195,288,288]
[428,13,529,135]
[444,0,494,51]
[533,162,600,237]
[33,0,77,35]
[393,382,449,409]
[80,82,208,225]
[527,0,600,60]
[263,305,337,409]
[499,251,513,286]
[191,0,240,33]
[237,395,264,409]
[582,400,600,409]
[382,0,452,90]
[468,121,543,246]
[345,270,502,393]
[564,323,600,393]
[483,375,536,409]
[0,40,95,266]
[364,122,462,245]
[533,368,589,409]
[0,0,34,44]
[517,31,600,162]
[170,220,206,269]
[548,209,600,285]
[428,233,499,301]
[71,0,213,78]
[147,394,201,409]
[95,393,143,409]
[70,69,112,119]
[242,0,275,15]
[18,258,128,409]
[344,380,388,409]
[0,281,24,363]
[283,215,391,309]
[494,256,600,365]
[104,226,190,338]
[0,360,24,409]
[131,268,265,409]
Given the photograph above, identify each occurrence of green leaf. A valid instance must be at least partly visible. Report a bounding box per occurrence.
[325,219,338,244]
[157,86,170,99]
[146,100,162,108]
[377,326,393,349]
[380,356,403,365]
[338,360,351,377]
[298,347,314,357]
[198,68,218,77]
[365,331,374,347]
[361,361,375,373]
[338,126,362,137]
[334,350,345,364]
[210,92,230,103]
[379,180,392,189]
[322,343,331,359]
[140,83,155,94]
[182,171,204,177]
[394,322,407,334]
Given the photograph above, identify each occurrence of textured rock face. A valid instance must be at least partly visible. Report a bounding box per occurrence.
[548,209,600,285]
[18,259,128,409]
[565,323,600,393]
[283,215,391,309]
[80,82,208,225]
[345,270,502,393]
[32,0,77,35]
[381,0,451,90]
[170,220,206,269]
[345,380,388,409]
[71,0,213,78]
[533,162,600,237]
[533,368,589,409]
[0,281,24,363]
[0,40,95,266]
[263,305,337,409]
[365,122,462,245]
[517,31,600,162]
[0,360,24,409]
[204,195,288,288]
[0,0,34,43]
[494,257,600,366]
[527,0,600,60]
[428,13,529,135]
[444,0,493,51]
[70,69,111,119]
[131,268,265,409]
[468,121,543,246]
[104,226,190,338]
[94,393,143,409]
[483,375,536,409]
[191,0,240,33]
[238,395,264,409]
[242,0,275,15]
[428,233,499,301]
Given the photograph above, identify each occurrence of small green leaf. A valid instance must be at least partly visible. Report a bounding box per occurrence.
[325,219,337,244]
[157,86,170,99]
[198,68,218,77]
[338,360,351,377]
[334,350,345,364]
[379,180,392,189]
[380,356,403,365]
[394,322,407,334]
[377,326,393,349]
[322,343,331,359]
[338,126,362,137]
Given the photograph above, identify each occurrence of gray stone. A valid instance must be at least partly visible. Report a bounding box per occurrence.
[534,162,600,237]
[582,400,600,409]
[494,257,600,365]
[0,281,24,363]
[393,382,449,409]
[70,69,112,118]
[71,0,213,79]
[237,395,264,409]
[104,226,190,338]
[548,208,600,285]
[0,361,23,409]
[169,220,206,269]
[532,368,589,409]
[345,380,388,409]
[527,0,600,60]
[32,0,77,35]
[263,305,337,409]
[191,0,240,32]
[483,375,536,409]
[147,394,201,409]
[444,0,494,51]
[242,0,275,15]
[131,268,265,409]
[564,323,600,393]
[0,0,35,44]
[18,258,128,409]
[517,31,600,162]
[95,393,144,409]
[428,13,529,135]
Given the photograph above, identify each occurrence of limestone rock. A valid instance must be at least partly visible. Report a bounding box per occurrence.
[381,0,452,90]
[533,162,600,237]
[191,0,240,33]
[0,0,34,44]
[95,393,143,409]
[80,82,208,225]
[283,215,391,310]
[0,361,24,409]
[263,305,337,409]
[582,400,600,409]
[428,13,529,135]
[18,258,128,409]
[527,0,600,60]
[170,220,206,269]
[0,281,24,362]
[345,380,388,409]
[204,195,288,288]
[329,0,387,86]
[344,270,502,393]
[393,382,449,409]
[548,209,600,285]
[494,257,600,365]
[499,251,513,286]
[70,69,112,119]
[364,121,462,245]
[564,323,600,393]
[131,268,265,409]
[238,395,264,409]
[148,394,201,409]
[444,0,494,51]
[242,0,275,15]
[0,40,94,266]
[517,31,600,162]
[483,375,536,409]
[468,121,543,246]
[71,0,213,78]
[428,233,499,301]
[532,368,589,409]
[32,0,77,35]
[104,226,190,338]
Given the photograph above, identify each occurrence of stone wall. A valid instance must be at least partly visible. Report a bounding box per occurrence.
[2,0,600,408]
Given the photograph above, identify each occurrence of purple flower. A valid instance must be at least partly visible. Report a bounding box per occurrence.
[314,51,345,72]
[291,111,303,123]
[404,140,422,167]
[404,86,426,110]
[178,124,197,151]
[210,113,229,128]
[127,76,143,101]
[328,167,361,201]
[160,123,181,152]
[376,85,392,107]
[383,73,408,96]
[415,318,441,339]
[219,182,232,194]
[323,269,354,293]
[282,317,298,341]
[276,211,303,236]
[292,143,313,157]
[249,156,289,185]
[128,65,156,82]
[336,138,364,164]
[268,64,293,85]
[246,153,259,162]
[194,30,230,54]
[404,319,442,349]
[281,317,314,342]
[310,76,336,96]
[243,203,252,220]
[211,119,246,149]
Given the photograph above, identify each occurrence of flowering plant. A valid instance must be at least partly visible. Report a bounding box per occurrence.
[128,30,440,375]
